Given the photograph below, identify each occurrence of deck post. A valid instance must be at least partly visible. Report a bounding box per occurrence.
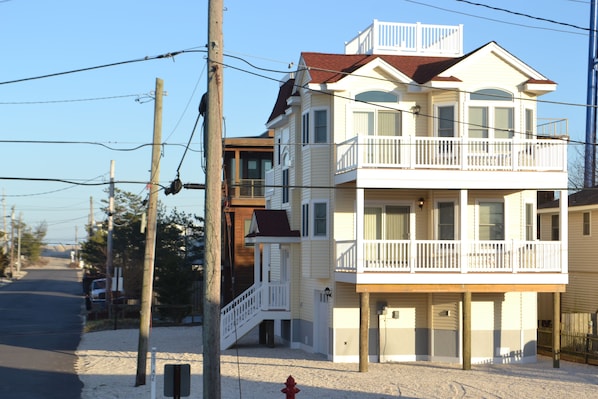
[359,292,369,372]
[462,291,471,370]
[553,292,560,368]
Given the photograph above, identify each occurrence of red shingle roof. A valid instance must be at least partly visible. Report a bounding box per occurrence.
[300,52,464,85]
[246,209,300,238]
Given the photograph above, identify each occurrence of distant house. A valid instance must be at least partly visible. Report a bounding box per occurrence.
[222,130,273,304]
[538,189,598,319]
[221,20,568,367]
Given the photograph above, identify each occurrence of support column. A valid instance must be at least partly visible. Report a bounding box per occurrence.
[359,292,369,372]
[560,189,568,275]
[254,243,261,286]
[459,190,468,272]
[553,292,560,368]
[356,188,364,272]
[462,291,471,370]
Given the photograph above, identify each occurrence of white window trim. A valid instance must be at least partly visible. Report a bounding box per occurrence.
[311,199,329,240]
[364,200,415,240]
[583,211,591,237]
[467,88,517,140]
[434,102,458,138]
[312,107,329,145]
[475,198,506,240]
[434,198,458,240]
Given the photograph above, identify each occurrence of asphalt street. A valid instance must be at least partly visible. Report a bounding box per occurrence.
[0,257,84,399]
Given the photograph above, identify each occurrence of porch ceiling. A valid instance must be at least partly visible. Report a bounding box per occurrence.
[355,283,566,293]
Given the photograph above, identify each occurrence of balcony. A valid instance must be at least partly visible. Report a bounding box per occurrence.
[335,136,567,189]
[335,240,566,286]
[344,20,463,57]
[228,179,265,198]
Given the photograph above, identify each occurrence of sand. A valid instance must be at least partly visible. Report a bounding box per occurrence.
[75,325,598,399]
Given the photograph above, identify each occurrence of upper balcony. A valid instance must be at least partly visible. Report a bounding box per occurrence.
[335,136,568,189]
[344,20,463,57]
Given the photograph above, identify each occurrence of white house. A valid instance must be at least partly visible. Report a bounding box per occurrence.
[222,20,568,367]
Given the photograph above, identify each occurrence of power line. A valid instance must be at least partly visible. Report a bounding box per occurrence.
[454,0,589,31]
[406,0,585,36]
[0,49,204,86]
[0,94,145,105]
[0,139,203,153]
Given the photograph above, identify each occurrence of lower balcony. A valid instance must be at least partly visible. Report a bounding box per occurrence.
[335,240,567,287]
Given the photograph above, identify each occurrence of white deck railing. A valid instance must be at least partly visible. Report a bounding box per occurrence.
[336,240,562,273]
[220,282,290,348]
[344,20,463,56]
[335,136,567,173]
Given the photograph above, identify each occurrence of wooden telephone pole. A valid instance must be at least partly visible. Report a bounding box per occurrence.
[135,77,164,386]
[204,0,224,397]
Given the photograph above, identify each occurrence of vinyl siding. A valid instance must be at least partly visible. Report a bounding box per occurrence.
[459,51,528,94]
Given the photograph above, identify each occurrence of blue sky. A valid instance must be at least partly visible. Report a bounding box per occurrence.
[0,0,591,244]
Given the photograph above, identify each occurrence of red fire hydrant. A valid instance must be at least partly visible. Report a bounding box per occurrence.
[281,375,300,398]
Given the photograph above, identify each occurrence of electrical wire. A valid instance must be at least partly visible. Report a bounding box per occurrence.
[0,94,145,105]
[405,0,586,36]
[454,0,590,31]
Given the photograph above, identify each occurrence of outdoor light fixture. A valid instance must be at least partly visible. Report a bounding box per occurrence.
[411,104,421,115]
[418,198,425,209]
[324,287,332,298]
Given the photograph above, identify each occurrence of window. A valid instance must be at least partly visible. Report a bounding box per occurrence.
[583,212,591,236]
[438,202,455,240]
[468,89,514,140]
[355,91,398,103]
[551,214,559,241]
[302,113,310,146]
[302,203,309,237]
[525,203,534,241]
[437,106,455,137]
[479,202,504,240]
[282,168,289,204]
[314,110,328,143]
[353,110,401,136]
[313,202,327,236]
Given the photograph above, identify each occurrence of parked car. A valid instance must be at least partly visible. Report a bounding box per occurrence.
[89,278,125,303]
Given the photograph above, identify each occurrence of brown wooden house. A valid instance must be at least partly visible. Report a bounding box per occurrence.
[222,130,273,304]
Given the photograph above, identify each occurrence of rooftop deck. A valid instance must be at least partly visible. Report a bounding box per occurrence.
[344,20,463,56]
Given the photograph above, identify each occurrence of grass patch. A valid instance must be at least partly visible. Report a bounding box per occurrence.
[84,318,140,333]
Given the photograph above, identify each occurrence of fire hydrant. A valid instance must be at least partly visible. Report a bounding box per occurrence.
[281,375,300,398]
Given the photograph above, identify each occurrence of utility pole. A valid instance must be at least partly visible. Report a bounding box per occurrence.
[10,206,15,278]
[89,196,95,239]
[2,192,6,255]
[585,0,598,188]
[135,77,163,386]
[16,213,22,274]
[204,1,224,397]
[106,161,115,310]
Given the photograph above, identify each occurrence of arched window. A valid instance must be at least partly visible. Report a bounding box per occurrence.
[355,91,398,103]
[470,89,513,101]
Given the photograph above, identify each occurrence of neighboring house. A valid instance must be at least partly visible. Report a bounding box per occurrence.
[222,130,273,304]
[538,189,598,320]
[221,20,568,366]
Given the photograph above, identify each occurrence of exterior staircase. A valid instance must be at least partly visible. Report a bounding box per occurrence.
[220,282,290,350]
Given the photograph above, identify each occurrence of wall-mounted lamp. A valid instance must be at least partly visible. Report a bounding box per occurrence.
[411,104,421,115]
[324,287,332,298]
[418,198,425,209]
